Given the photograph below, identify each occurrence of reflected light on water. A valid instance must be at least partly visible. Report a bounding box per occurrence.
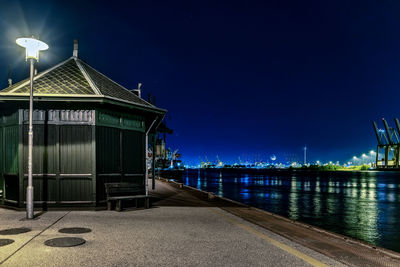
[197,172,201,189]
[289,178,299,220]
[241,188,250,200]
[183,169,400,252]
[218,172,223,197]
[241,175,249,185]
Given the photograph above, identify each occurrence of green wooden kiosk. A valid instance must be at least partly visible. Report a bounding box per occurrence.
[0,46,166,209]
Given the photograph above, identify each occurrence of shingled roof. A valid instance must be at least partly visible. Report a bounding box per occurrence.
[0,56,163,112]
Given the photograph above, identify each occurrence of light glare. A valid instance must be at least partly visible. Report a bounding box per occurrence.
[16,37,48,61]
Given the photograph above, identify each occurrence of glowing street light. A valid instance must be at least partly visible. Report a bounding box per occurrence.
[362,153,367,165]
[353,156,358,165]
[16,37,48,61]
[369,150,376,165]
[16,37,48,219]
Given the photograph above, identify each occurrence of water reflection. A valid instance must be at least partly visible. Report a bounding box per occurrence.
[289,179,299,220]
[218,171,223,197]
[184,169,400,252]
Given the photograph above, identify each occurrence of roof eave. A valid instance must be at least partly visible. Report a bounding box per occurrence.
[103,96,167,114]
[0,95,167,114]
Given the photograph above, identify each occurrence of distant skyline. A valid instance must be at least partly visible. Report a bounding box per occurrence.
[0,0,399,165]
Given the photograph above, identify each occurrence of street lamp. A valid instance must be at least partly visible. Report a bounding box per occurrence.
[370,150,376,165]
[362,153,367,165]
[16,37,48,219]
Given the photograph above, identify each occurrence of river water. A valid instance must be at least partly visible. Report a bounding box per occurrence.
[182,169,400,252]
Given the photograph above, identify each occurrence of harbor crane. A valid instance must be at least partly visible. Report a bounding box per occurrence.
[373,118,400,168]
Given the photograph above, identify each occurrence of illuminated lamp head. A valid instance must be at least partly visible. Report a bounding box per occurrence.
[16,37,49,61]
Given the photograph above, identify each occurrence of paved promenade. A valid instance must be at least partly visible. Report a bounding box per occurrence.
[0,180,397,266]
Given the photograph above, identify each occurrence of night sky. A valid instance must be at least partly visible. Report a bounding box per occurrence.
[1,0,400,165]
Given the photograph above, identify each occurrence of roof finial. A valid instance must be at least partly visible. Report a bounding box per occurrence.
[137,83,142,98]
[7,65,12,87]
[73,39,78,58]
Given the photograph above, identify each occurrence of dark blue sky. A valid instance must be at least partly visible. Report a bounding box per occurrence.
[1,0,400,165]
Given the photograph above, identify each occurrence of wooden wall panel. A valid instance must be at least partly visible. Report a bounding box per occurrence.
[122,130,144,176]
[59,125,93,202]
[96,126,120,174]
[22,125,57,174]
[59,125,92,174]
[4,126,18,174]
[60,177,92,202]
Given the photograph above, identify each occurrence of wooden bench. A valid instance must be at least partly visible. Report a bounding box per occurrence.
[105,183,151,211]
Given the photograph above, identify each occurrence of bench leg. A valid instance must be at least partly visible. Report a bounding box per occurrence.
[107,201,112,211]
[145,198,150,209]
[116,200,122,212]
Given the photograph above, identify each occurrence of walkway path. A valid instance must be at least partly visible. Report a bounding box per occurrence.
[0,179,397,266]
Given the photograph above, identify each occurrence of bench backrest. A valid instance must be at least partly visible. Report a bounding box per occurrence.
[105,183,143,197]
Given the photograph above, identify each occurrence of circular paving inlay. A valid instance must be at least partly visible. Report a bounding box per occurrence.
[0,239,14,247]
[44,237,86,247]
[0,227,31,235]
[58,227,92,234]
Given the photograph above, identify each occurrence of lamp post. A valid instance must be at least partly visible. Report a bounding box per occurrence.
[16,37,48,219]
